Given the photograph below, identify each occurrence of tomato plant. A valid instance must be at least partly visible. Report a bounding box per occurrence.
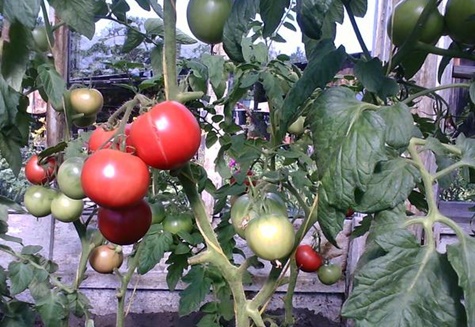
[72,113,97,128]
[70,88,104,115]
[129,101,201,170]
[31,26,49,52]
[81,149,150,208]
[57,157,85,200]
[317,262,342,286]
[162,212,193,234]
[97,199,152,245]
[24,154,56,185]
[295,244,323,272]
[287,116,306,135]
[186,0,232,44]
[150,201,166,224]
[89,244,124,274]
[50,192,84,223]
[244,213,295,261]
[387,0,444,46]
[23,185,57,218]
[444,0,475,45]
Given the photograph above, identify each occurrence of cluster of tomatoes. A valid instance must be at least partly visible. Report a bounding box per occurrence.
[295,245,342,286]
[23,99,202,272]
[388,0,475,48]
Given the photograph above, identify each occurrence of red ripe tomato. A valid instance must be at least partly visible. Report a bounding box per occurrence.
[81,149,150,208]
[346,208,355,217]
[295,244,323,272]
[129,101,201,170]
[88,124,132,153]
[24,154,56,185]
[98,199,152,245]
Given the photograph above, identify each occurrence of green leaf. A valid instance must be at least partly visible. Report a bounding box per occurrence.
[122,28,145,53]
[196,314,220,327]
[36,64,67,110]
[148,0,163,17]
[470,82,475,105]
[342,229,467,326]
[134,0,150,11]
[345,0,367,17]
[179,266,212,316]
[278,40,346,140]
[150,45,163,77]
[354,158,420,213]
[144,18,196,44]
[67,291,92,318]
[111,0,130,22]
[0,196,25,213]
[2,300,36,326]
[137,231,173,274]
[354,58,398,99]
[0,131,23,176]
[447,235,475,326]
[259,0,290,38]
[0,266,9,295]
[400,49,429,80]
[2,21,30,91]
[296,0,334,40]
[309,87,387,207]
[21,245,43,255]
[8,261,34,295]
[0,75,21,129]
[316,188,346,246]
[35,291,70,327]
[223,0,259,62]
[48,0,96,39]
[378,102,414,149]
[166,252,191,291]
[201,54,225,93]
[456,134,475,168]
[3,0,40,29]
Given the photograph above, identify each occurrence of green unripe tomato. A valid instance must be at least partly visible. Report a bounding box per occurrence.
[187,0,232,44]
[387,0,444,46]
[32,27,50,52]
[24,185,57,218]
[162,213,193,234]
[150,202,166,224]
[287,116,306,136]
[445,0,475,45]
[57,157,86,200]
[51,193,84,223]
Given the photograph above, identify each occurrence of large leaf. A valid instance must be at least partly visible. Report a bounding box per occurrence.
[200,54,225,95]
[278,40,346,140]
[296,0,334,40]
[354,158,420,213]
[0,76,21,129]
[8,261,34,295]
[222,0,259,62]
[316,187,346,246]
[447,235,475,326]
[137,227,173,275]
[353,58,398,99]
[456,134,475,168]
[166,252,191,291]
[134,0,150,11]
[342,229,467,326]
[309,87,387,207]
[48,0,96,39]
[179,266,213,316]
[2,21,30,91]
[36,64,67,110]
[3,0,40,29]
[0,265,8,295]
[343,0,367,17]
[122,28,145,53]
[35,291,69,327]
[0,131,23,176]
[377,102,414,149]
[144,18,196,44]
[2,300,36,327]
[259,0,290,38]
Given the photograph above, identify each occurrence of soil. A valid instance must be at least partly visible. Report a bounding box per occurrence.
[64,309,341,327]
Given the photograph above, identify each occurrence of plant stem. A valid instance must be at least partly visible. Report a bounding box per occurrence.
[415,41,475,62]
[163,0,178,101]
[343,2,371,60]
[283,259,298,326]
[402,83,470,105]
[72,220,91,289]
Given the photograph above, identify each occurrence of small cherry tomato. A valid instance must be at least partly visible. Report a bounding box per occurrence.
[295,244,323,272]
[89,244,124,274]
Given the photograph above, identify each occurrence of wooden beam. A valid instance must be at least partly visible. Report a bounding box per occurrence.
[452,65,475,80]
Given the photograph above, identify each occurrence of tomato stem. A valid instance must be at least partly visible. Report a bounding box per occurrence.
[163,0,179,101]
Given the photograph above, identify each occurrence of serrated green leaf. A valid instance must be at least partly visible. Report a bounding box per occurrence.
[67,291,92,318]
[37,64,67,110]
[111,0,130,22]
[122,28,145,53]
[48,0,96,39]
[179,266,212,316]
[0,75,21,130]
[342,229,466,326]
[166,252,191,291]
[0,132,22,176]
[309,87,387,207]
[28,279,52,301]
[316,188,345,246]
[354,58,398,99]
[2,21,30,91]
[456,134,475,168]
[378,102,414,149]
[201,54,225,93]
[260,0,290,38]
[278,40,346,140]
[296,0,333,40]
[196,314,220,327]
[137,231,173,274]
[144,18,196,44]
[35,291,70,327]
[2,300,36,326]
[21,245,42,255]
[447,235,475,326]
[344,0,367,17]
[0,266,9,295]
[134,0,150,11]
[8,261,34,295]
[223,0,259,62]
[150,46,163,77]
[354,159,419,213]
[3,0,40,29]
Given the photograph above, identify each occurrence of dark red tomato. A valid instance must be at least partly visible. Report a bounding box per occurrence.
[88,124,132,153]
[97,199,152,245]
[81,149,150,208]
[25,154,56,185]
[129,101,201,170]
[295,244,323,272]
[187,0,232,44]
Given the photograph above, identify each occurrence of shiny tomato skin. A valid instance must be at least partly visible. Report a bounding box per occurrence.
[57,157,86,200]
[129,101,201,170]
[32,27,49,52]
[81,149,150,208]
[50,192,84,223]
[162,213,194,234]
[245,213,295,261]
[24,185,57,218]
[187,0,232,44]
[89,244,124,274]
[445,0,475,45]
[387,0,444,46]
[25,154,56,185]
[88,124,132,153]
[98,199,152,245]
[317,263,342,285]
[70,88,104,115]
[295,244,323,272]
